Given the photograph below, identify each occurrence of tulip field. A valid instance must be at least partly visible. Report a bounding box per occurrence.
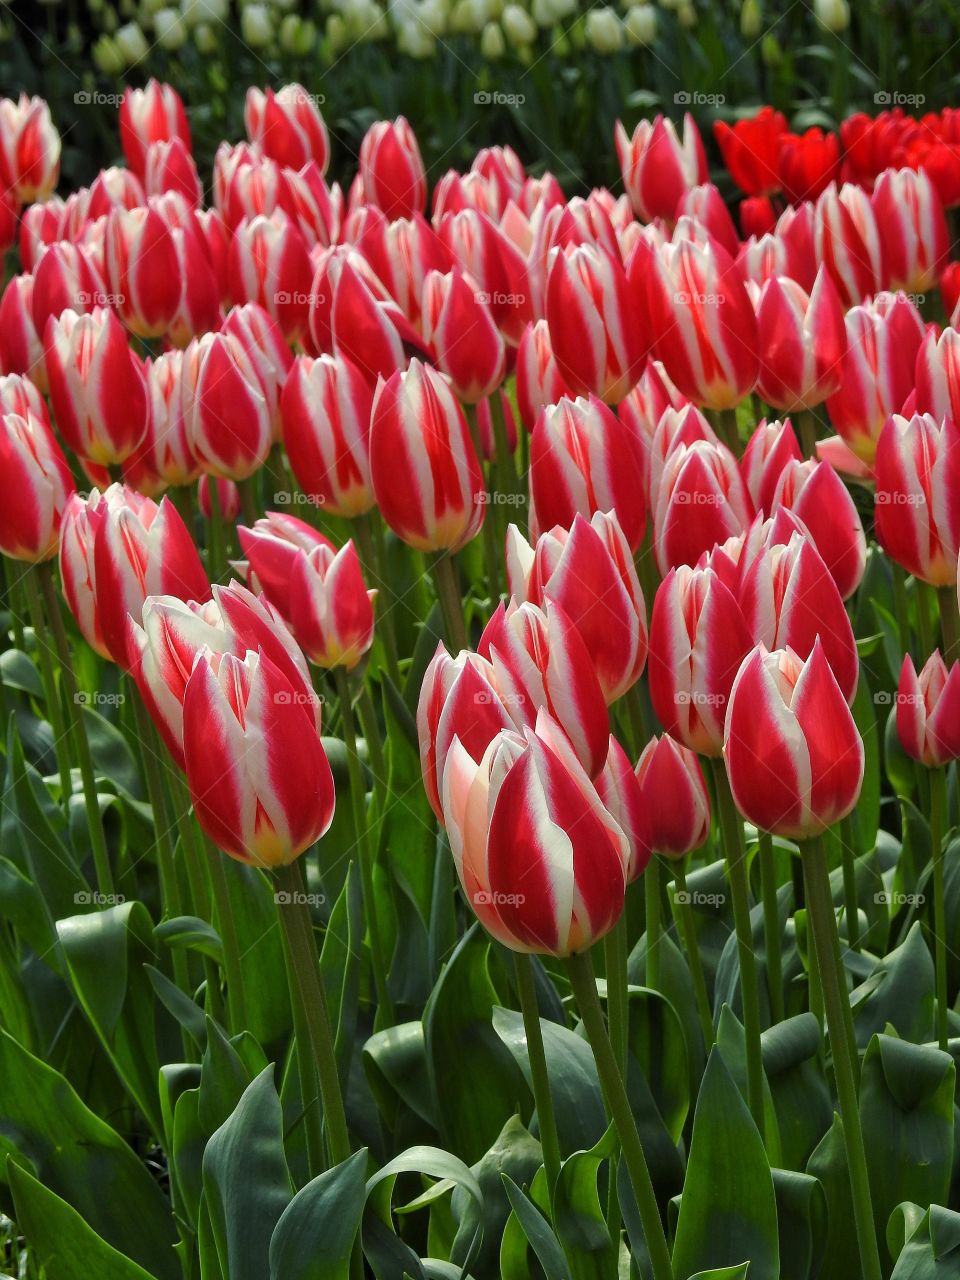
[4,74,960,1280]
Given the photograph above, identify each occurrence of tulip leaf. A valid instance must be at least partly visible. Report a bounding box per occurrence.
[553,1125,618,1278]
[145,962,207,1050]
[850,922,934,1048]
[502,1174,573,1280]
[202,1066,293,1280]
[219,857,291,1047]
[6,1159,161,1280]
[320,860,364,1078]
[806,1114,860,1280]
[672,1049,779,1280]
[364,1020,439,1133]
[760,1013,831,1172]
[888,1203,960,1277]
[851,666,882,854]
[154,914,224,962]
[771,1168,828,1280]
[716,1004,781,1164]
[269,1149,368,1280]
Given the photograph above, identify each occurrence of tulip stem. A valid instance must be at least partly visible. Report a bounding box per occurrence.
[35,562,115,898]
[709,759,765,1139]
[205,841,250,1034]
[800,835,882,1280]
[21,563,73,809]
[274,859,351,1168]
[719,407,741,456]
[566,950,674,1280]
[333,666,394,1028]
[939,585,960,663]
[672,862,715,1046]
[464,404,504,603]
[238,476,259,528]
[356,683,388,810]
[758,833,785,1023]
[917,582,935,659]
[838,819,861,952]
[355,514,400,685]
[930,765,950,1051]
[604,911,630,1075]
[644,855,662,991]
[205,475,227,584]
[514,953,563,1210]
[488,391,519,498]
[431,551,469,652]
[796,408,819,461]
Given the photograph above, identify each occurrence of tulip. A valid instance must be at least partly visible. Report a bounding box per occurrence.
[740,417,802,515]
[825,291,925,463]
[358,210,452,329]
[441,712,628,954]
[0,94,60,202]
[330,258,426,388]
[104,204,182,339]
[516,319,571,432]
[529,394,646,551]
[874,412,960,587]
[897,651,960,767]
[245,83,329,173]
[144,138,203,206]
[44,307,150,466]
[421,268,506,403]
[287,540,376,670]
[119,80,191,179]
[595,736,650,880]
[199,476,240,522]
[755,268,846,412]
[505,509,647,704]
[228,212,313,342]
[0,276,45,387]
[545,244,647,403]
[714,106,786,197]
[478,598,610,780]
[768,459,867,600]
[183,648,334,866]
[417,643,516,820]
[739,196,777,240]
[614,114,708,223]
[642,403,718,510]
[18,198,64,273]
[676,183,741,259]
[180,332,273,480]
[646,238,759,410]
[32,241,108,336]
[281,354,374,517]
[873,167,949,293]
[472,145,526,210]
[738,529,859,702]
[813,183,882,307]
[618,359,686,448]
[914,325,960,426]
[653,439,753,573]
[221,302,293,432]
[724,641,863,839]
[214,145,298,231]
[359,117,427,221]
[140,192,221,349]
[634,734,710,856]
[777,128,840,204]
[196,208,232,304]
[126,350,198,488]
[286,162,343,249]
[647,564,753,757]
[369,359,485,553]
[0,412,75,562]
[237,512,334,622]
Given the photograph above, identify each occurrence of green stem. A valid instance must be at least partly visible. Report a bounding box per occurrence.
[672,862,715,1046]
[205,474,226,584]
[604,911,630,1075]
[238,475,259,528]
[719,406,741,456]
[514,953,563,1210]
[274,860,351,1167]
[333,666,394,1027]
[566,950,674,1280]
[21,563,72,808]
[758,833,785,1023]
[838,820,861,953]
[710,759,765,1138]
[205,842,249,1034]
[930,766,949,1051]
[644,855,661,992]
[800,835,882,1280]
[431,551,469,652]
[917,581,934,659]
[488,391,519,498]
[355,513,400,685]
[35,562,114,897]
[891,563,911,655]
[939,585,960,663]
[796,408,819,460]
[356,683,388,810]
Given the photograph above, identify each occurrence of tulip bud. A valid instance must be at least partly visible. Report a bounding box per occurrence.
[614,113,707,223]
[369,359,485,552]
[594,735,650,879]
[237,512,335,623]
[441,714,629,954]
[624,3,657,45]
[119,80,190,179]
[330,258,425,388]
[755,267,846,412]
[515,319,571,432]
[222,301,293,432]
[144,138,202,206]
[914,326,960,427]
[635,734,710,856]
[814,0,849,32]
[0,412,75,562]
[245,83,329,174]
[357,210,453,328]
[359,117,427,221]
[228,212,312,342]
[0,94,61,202]
[183,649,334,866]
[897,651,960,768]
[740,416,801,515]
[180,332,273,480]
[288,540,376,670]
[874,412,960,587]
[724,641,863,839]
[768,459,866,600]
[103,204,181,339]
[198,475,239,522]
[421,268,506,403]
[653,439,753,573]
[714,106,786,198]
[873,167,949,293]
[814,183,882,308]
[0,275,46,388]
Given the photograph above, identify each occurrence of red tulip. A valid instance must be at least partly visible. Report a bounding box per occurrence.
[873,167,949,292]
[144,138,203,207]
[648,563,753,757]
[214,145,297,231]
[635,735,710,857]
[738,529,859,702]
[119,80,190,179]
[740,417,802,514]
[874,411,960,587]
[245,83,329,173]
[0,94,60,202]
[618,359,686,446]
[441,712,628,954]
[286,162,343,249]
[941,261,960,321]
[714,107,787,197]
[180,332,272,481]
[723,641,863,840]
[505,509,647,704]
[897,651,960,767]
[358,117,427,221]
[643,403,719,510]
[914,326,960,426]
[281,353,374,517]
[331,258,426,388]
[437,206,531,345]
[595,736,651,881]
[237,513,334,623]
[358,210,453,328]
[228,212,312,342]
[421,268,506,403]
[545,243,647,403]
[222,302,293,433]
[814,183,883,307]
[288,540,376,670]
[369,359,485,553]
[199,476,240,522]
[646,238,759,410]
[739,196,778,241]
[653,439,753,574]
[755,267,846,411]
[183,648,334,866]
[677,183,741,258]
[615,114,708,223]
[18,197,65,272]
[768,459,867,600]
[104,204,181,339]
[32,241,108,335]
[529,394,646,551]
[0,275,45,388]
[778,128,840,204]
[472,145,526,212]
[0,411,75,562]
[44,307,149,466]
[127,350,198,488]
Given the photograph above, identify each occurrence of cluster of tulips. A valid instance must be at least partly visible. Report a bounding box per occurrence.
[2,78,960,1278]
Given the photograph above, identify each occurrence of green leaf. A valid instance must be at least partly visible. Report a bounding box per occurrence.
[154,914,223,962]
[760,1014,831,1172]
[889,1203,960,1277]
[553,1126,618,1280]
[716,1005,780,1165]
[502,1175,573,1280]
[672,1050,779,1280]
[320,861,364,1080]
[202,1067,293,1280]
[269,1149,368,1280]
[806,1115,859,1280]
[851,922,935,1048]
[364,1020,439,1135]
[771,1168,827,1280]
[7,1160,161,1280]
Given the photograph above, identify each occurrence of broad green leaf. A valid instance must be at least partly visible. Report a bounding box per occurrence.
[154,914,223,963]
[771,1168,827,1280]
[672,1050,779,1280]
[502,1174,573,1280]
[320,860,364,1079]
[553,1126,618,1280]
[850,922,934,1048]
[269,1149,368,1280]
[889,1203,960,1277]
[364,1020,439,1142]
[806,1115,859,1280]
[760,1013,831,1172]
[450,1116,544,1276]
[716,1005,780,1165]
